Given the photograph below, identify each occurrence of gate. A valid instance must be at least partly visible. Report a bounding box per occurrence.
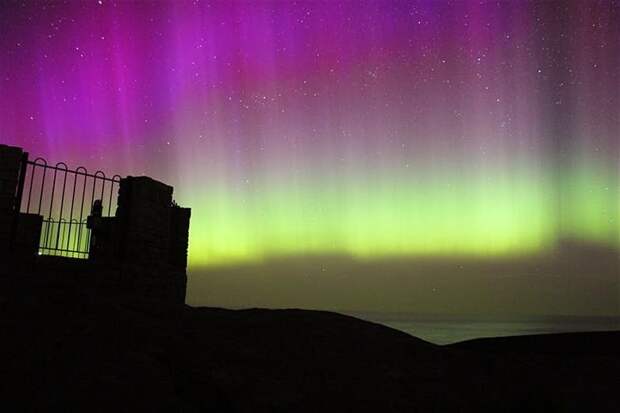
[18,156,121,258]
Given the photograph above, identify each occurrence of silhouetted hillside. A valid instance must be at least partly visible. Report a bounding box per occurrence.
[1,283,618,412]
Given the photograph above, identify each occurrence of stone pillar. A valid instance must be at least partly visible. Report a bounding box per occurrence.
[169,205,191,302]
[115,176,190,303]
[116,176,173,266]
[169,206,191,270]
[0,145,25,264]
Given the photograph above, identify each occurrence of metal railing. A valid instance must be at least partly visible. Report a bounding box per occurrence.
[18,157,121,258]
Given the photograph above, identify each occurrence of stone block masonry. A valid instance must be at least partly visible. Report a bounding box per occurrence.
[110,176,190,302]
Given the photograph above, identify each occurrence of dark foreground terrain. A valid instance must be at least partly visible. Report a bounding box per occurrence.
[0,289,618,412]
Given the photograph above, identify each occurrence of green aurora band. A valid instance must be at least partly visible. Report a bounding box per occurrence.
[1,1,618,268]
[181,160,618,267]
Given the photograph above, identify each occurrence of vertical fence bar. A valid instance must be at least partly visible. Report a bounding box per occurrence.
[96,171,107,208]
[53,163,68,252]
[90,172,98,217]
[66,171,78,254]
[42,166,57,255]
[76,167,88,258]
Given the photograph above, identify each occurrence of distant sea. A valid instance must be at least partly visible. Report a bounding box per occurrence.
[349,313,620,345]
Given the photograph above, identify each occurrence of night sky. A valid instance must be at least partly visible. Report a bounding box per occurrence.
[1,1,618,315]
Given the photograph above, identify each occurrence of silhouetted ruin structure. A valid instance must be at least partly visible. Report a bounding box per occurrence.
[0,144,190,304]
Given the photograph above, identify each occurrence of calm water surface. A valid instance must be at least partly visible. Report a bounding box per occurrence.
[349,313,620,345]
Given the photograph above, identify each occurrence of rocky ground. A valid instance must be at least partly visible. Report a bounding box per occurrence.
[0,287,618,412]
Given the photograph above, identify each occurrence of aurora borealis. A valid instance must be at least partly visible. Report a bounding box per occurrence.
[0,1,618,270]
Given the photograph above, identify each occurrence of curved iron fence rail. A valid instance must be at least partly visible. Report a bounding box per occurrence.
[19,157,121,259]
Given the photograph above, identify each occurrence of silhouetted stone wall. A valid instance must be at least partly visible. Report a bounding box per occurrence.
[0,144,191,304]
[111,176,190,303]
[14,213,42,259]
[0,145,41,267]
[117,176,174,267]
[0,144,23,258]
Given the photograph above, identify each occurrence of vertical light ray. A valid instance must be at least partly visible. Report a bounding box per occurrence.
[0,1,616,266]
